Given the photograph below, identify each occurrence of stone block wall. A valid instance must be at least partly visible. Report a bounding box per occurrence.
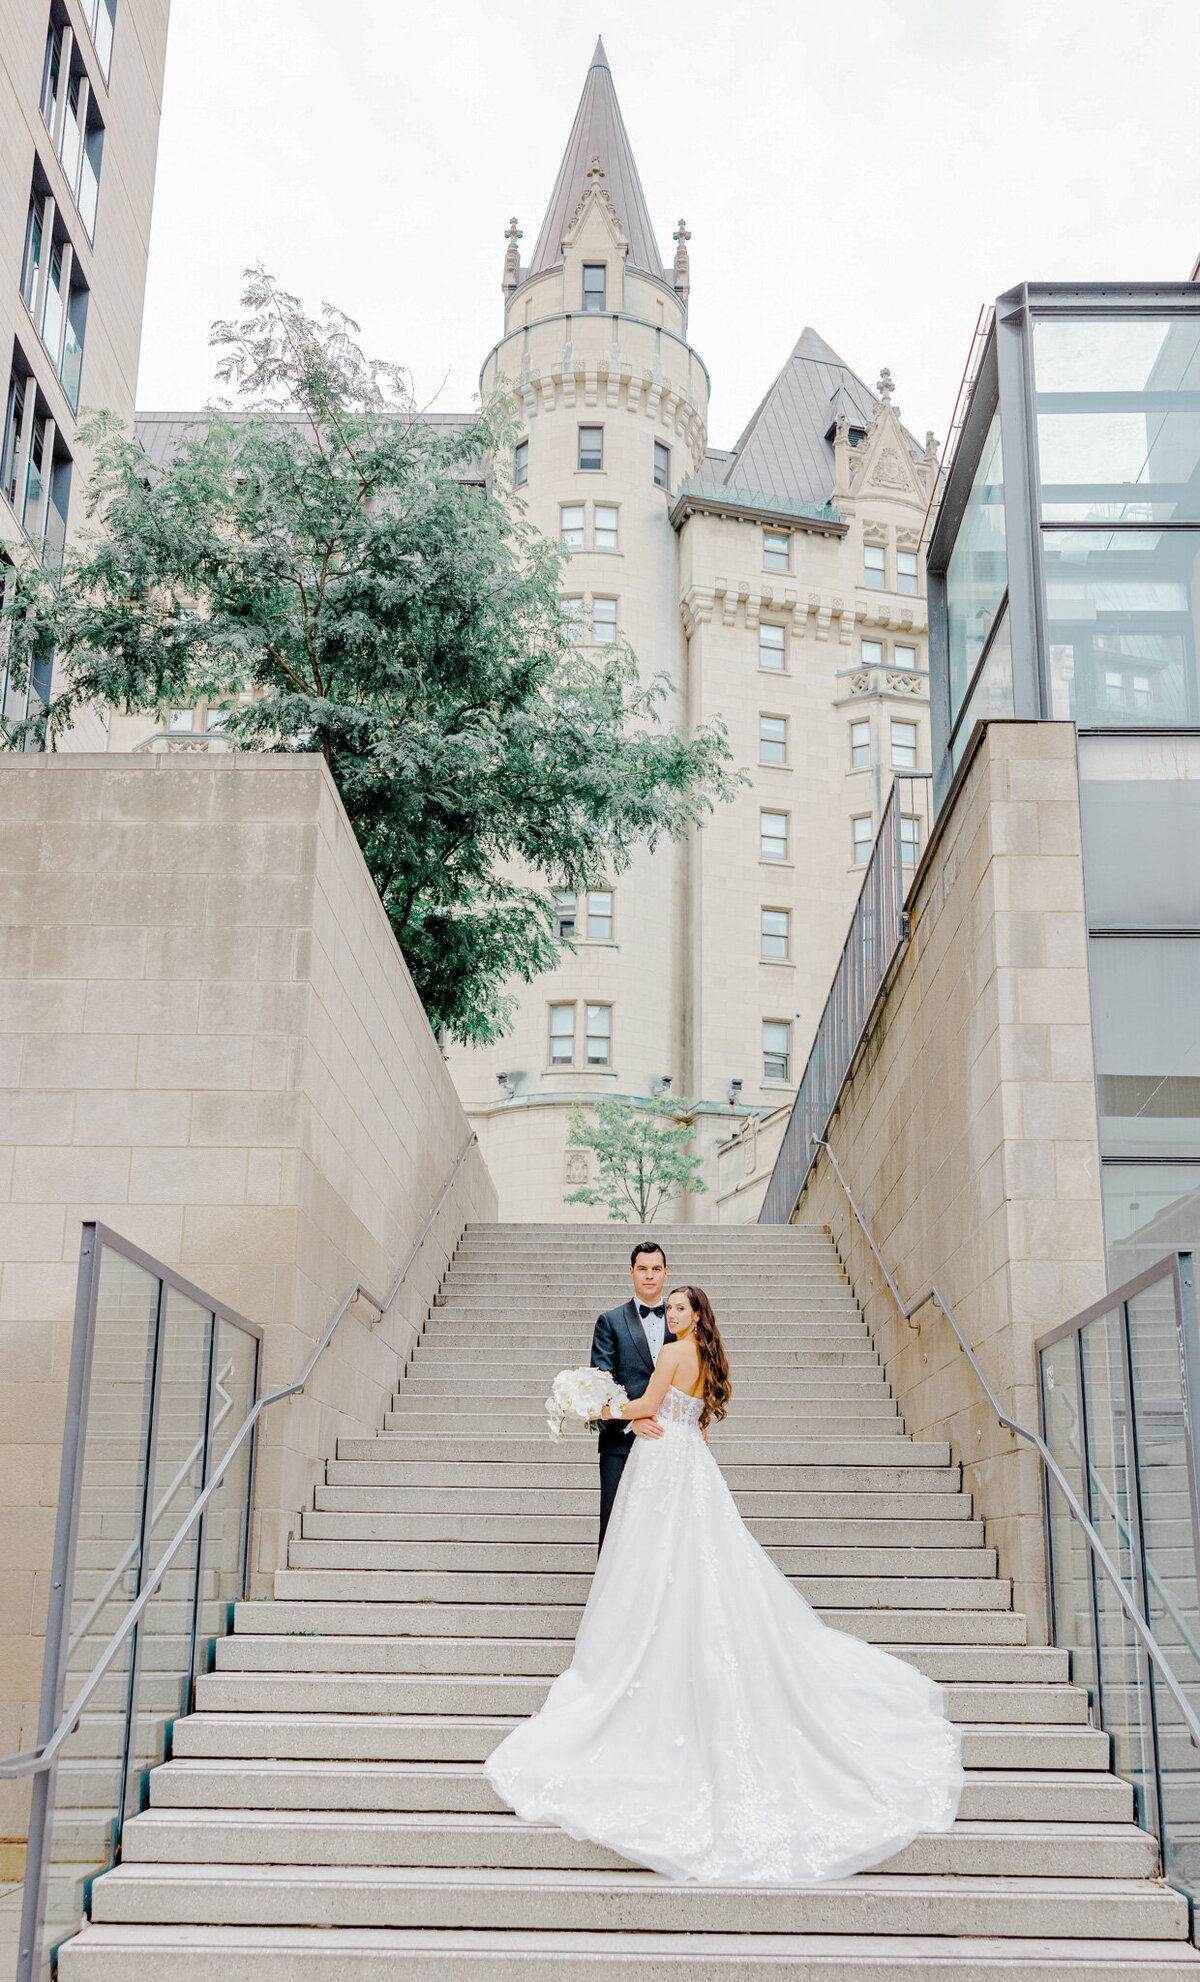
[0,753,496,1874]
[797,722,1107,1639]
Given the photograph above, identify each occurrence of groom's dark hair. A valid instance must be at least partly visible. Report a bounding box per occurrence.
[630,1241,667,1268]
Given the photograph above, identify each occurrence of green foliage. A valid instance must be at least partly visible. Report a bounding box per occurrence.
[564,1097,706,1223]
[0,270,739,1043]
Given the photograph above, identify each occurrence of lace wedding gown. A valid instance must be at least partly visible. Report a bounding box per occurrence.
[484,1384,964,1883]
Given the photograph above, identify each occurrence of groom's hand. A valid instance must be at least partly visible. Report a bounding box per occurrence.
[630,1418,664,1440]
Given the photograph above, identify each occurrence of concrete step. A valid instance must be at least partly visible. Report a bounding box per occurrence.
[410,1348,885,1369]
[268,1568,1013,1610]
[215,1635,1070,1684]
[298,1512,986,1546]
[283,1540,995,1579]
[400,1373,894,1396]
[323,1460,962,1490]
[86,1863,1188,1939]
[312,1485,974,1518]
[233,1600,1030,1644]
[148,1760,1132,1824]
[191,1671,1084,1724]
[382,1410,904,1436]
[58,1924,1200,1979]
[169,1714,1106,1770]
[120,1808,1155,1879]
[334,1438,942,1466]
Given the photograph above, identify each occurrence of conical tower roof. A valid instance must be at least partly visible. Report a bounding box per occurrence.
[527,37,665,282]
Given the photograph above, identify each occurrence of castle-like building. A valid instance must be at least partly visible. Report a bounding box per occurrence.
[445,39,940,1220]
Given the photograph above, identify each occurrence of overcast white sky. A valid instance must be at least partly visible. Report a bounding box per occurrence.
[136,0,1200,451]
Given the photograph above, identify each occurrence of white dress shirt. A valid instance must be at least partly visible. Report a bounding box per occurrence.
[635,1299,667,1362]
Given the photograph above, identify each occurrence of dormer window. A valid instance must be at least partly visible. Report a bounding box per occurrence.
[582,264,606,312]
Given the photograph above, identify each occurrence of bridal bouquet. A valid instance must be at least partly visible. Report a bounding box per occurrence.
[545,1367,630,1444]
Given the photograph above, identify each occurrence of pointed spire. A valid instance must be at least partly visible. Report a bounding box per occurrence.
[527,41,664,281]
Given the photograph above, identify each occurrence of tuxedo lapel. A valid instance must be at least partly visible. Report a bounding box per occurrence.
[623,1299,656,1380]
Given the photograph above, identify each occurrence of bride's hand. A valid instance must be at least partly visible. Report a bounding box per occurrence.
[630,1418,664,1440]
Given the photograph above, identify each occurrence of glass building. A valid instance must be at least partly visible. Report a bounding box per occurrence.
[927,283,1200,1283]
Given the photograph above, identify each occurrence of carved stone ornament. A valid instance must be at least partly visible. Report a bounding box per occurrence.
[565,1149,589,1184]
[562,157,629,256]
[872,447,909,491]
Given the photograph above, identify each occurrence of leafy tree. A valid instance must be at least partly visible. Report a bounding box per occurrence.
[0,270,738,1043]
[564,1097,706,1223]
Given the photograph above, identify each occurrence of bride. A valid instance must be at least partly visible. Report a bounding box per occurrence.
[484,1283,964,1883]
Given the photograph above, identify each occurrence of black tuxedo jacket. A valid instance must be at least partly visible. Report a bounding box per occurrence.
[590,1299,675,1459]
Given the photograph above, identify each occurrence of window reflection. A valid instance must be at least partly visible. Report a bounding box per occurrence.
[1090,937,1200,1156]
[1103,1161,1200,1284]
[1045,529,1200,726]
[1035,317,1200,524]
[946,413,1006,720]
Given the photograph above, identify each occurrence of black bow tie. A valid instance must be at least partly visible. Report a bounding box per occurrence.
[638,1302,666,1321]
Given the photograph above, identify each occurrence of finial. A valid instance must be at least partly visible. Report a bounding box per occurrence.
[586,156,606,191]
[674,219,691,248]
[876,367,895,405]
[502,217,523,295]
[673,218,691,306]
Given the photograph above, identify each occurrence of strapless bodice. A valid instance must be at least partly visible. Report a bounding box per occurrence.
[655,1383,704,1427]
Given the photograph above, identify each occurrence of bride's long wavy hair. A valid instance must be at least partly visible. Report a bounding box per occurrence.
[669,1285,731,1430]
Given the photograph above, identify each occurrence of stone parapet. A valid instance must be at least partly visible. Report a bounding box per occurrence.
[797,722,1106,1640]
[0,753,496,1874]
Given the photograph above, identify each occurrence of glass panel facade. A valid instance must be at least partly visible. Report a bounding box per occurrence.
[950,608,1014,770]
[1034,316,1200,524]
[1090,936,1200,1156]
[1103,1162,1200,1283]
[1078,734,1200,930]
[1045,528,1200,728]
[945,413,1006,722]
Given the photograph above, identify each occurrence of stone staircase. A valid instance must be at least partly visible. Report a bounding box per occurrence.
[58,1223,1200,1977]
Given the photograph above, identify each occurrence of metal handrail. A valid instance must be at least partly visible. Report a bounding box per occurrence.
[811,1134,1200,1751]
[65,1356,237,1658]
[0,1129,477,1782]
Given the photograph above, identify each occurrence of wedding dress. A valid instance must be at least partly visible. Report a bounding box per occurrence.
[484,1384,965,1883]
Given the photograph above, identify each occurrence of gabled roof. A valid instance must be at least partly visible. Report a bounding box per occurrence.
[714,327,884,509]
[526,37,665,283]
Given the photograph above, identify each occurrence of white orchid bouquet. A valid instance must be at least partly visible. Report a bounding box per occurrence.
[545,1366,630,1444]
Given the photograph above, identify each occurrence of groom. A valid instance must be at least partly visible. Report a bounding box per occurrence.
[590,1241,673,1549]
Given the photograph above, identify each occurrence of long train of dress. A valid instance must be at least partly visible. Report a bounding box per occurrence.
[484,1384,965,1883]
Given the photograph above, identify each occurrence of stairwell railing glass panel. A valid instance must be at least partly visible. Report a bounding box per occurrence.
[1039,1252,1200,1904]
[18,1226,261,1982]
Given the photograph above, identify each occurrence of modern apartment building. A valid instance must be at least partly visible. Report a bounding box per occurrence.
[0,0,170,734]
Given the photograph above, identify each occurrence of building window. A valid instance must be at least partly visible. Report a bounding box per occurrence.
[763,530,789,573]
[759,623,786,671]
[554,891,577,939]
[860,639,883,669]
[864,544,886,590]
[42,32,105,243]
[653,440,671,490]
[168,708,194,732]
[1,373,26,510]
[900,814,921,867]
[560,504,585,550]
[582,263,606,312]
[587,890,613,939]
[893,644,917,670]
[514,438,528,487]
[761,908,789,960]
[852,814,873,864]
[593,503,619,552]
[82,0,117,79]
[891,719,918,769]
[897,550,919,596]
[578,425,603,471]
[562,597,583,644]
[586,1003,612,1066]
[592,596,617,643]
[549,1003,576,1065]
[850,720,871,770]
[21,192,89,414]
[763,1021,791,1083]
[759,714,787,765]
[761,810,788,861]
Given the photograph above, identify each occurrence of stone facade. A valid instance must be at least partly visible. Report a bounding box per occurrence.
[0,753,496,1875]
[1,0,170,741]
[796,722,1107,1639]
